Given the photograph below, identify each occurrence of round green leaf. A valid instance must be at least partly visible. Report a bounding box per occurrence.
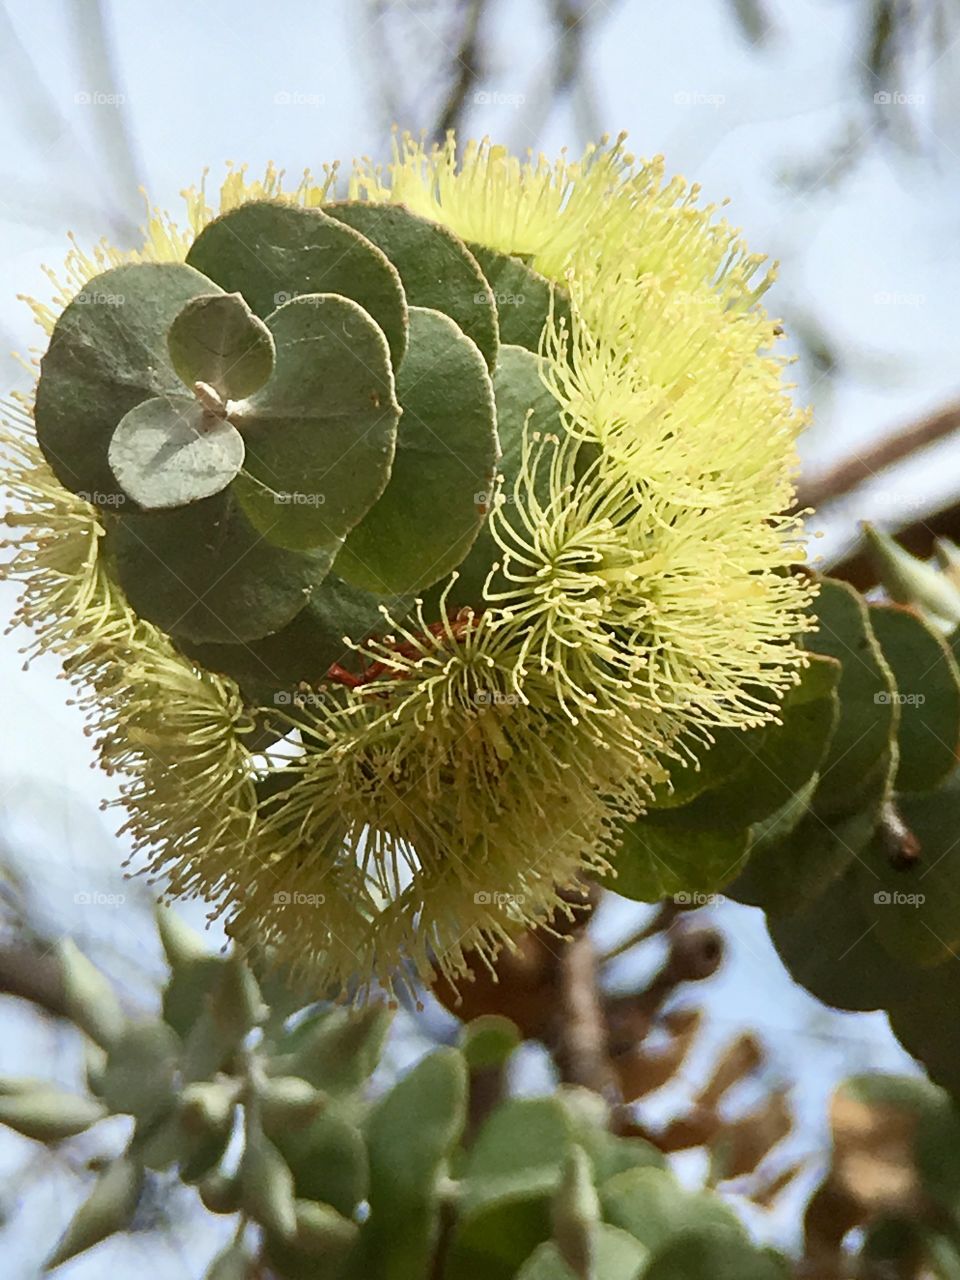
[429,343,559,615]
[232,294,400,552]
[335,306,498,595]
[108,395,245,510]
[180,575,410,703]
[167,291,275,399]
[803,578,898,817]
[106,489,333,643]
[185,200,408,367]
[767,868,917,1012]
[644,1232,788,1280]
[869,603,960,793]
[326,201,499,371]
[35,261,221,503]
[854,768,960,966]
[467,242,571,353]
[608,818,750,904]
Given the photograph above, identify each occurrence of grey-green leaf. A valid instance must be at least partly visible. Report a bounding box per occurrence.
[326,201,499,371]
[46,1156,143,1271]
[35,261,221,503]
[467,242,571,354]
[233,294,400,552]
[336,306,498,595]
[185,200,408,367]
[167,291,275,400]
[107,489,332,643]
[108,396,245,510]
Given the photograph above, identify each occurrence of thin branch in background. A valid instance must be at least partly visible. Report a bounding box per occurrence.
[795,397,960,512]
[432,0,487,142]
[68,0,144,240]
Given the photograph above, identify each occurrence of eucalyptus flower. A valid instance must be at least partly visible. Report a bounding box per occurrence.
[2,135,813,994]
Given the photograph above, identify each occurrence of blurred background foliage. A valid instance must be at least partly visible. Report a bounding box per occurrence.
[3,0,960,1275]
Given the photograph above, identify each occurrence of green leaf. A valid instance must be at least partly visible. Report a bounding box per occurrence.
[46,1156,142,1271]
[269,1110,368,1217]
[854,768,960,966]
[326,201,499,371]
[608,819,750,903]
[460,1015,521,1071]
[56,938,125,1050]
[182,953,264,1082]
[767,868,916,1012]
[0,1086,106,1142]
[517,1224,648,1280]
[801,578,898,816]
[232,294,400,552]
[268,1003,393,1094]
[108,395,245,510]
[336,306,498,594]
[888,962,960,1100]
[643,1231,789,1280]
[430,343,560,614]
[467,242,571,353]
[179,575,410,703]
[239,1121,298,1238]
[107,489,332,643]
[167,291,275,399]
[446,1097,573,1280]
[186,200,408,367]
[552,1146,600,1278]
[651,655,841,825]
[102,1019,181,1124]
[599,1167,743,1253]
[360,1047,467,1280]
[265,1200,359,1277]
[204,1240,255,1280]
[869,604,960,792]
[733,746,892,915]
[863,524,960,630]
[35,262,220,503]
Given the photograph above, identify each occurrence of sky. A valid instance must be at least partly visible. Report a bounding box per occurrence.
[0,0,956,1273]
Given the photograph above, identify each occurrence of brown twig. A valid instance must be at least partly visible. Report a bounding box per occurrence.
[431,0,487,143]
[551,926,619,1101]
[796,397,960,512]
